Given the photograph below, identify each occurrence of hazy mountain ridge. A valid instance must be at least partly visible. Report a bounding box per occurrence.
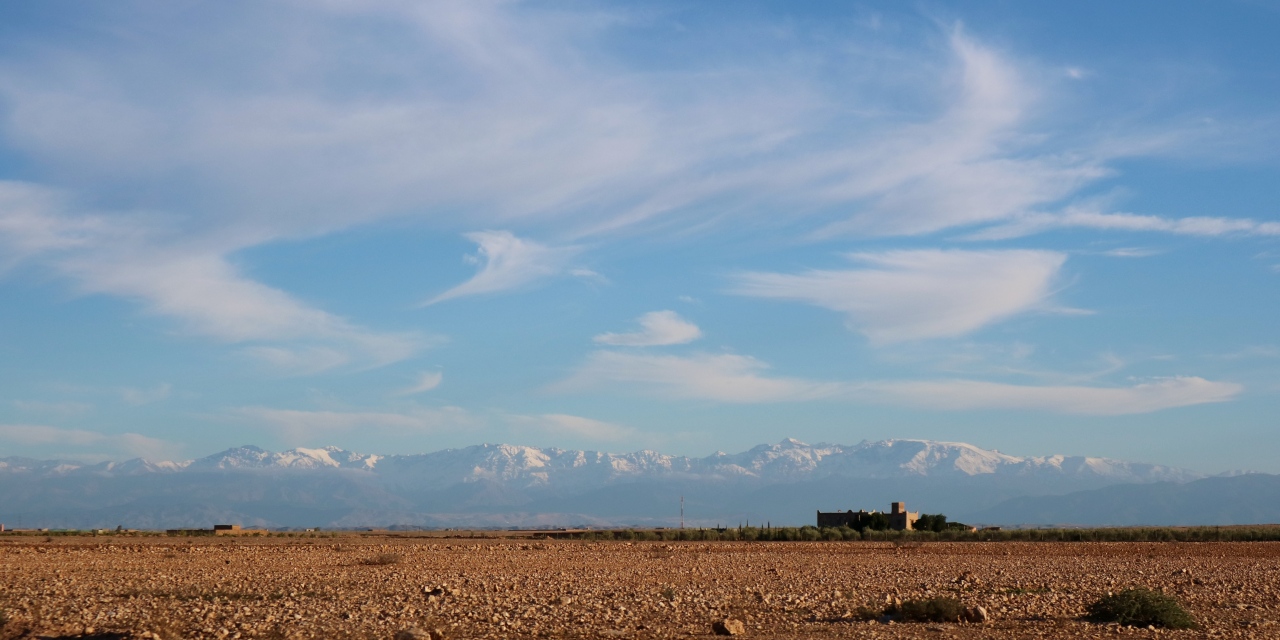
[0,438,1202,484]
[0,439,1222,529]
[971,473,1280,526]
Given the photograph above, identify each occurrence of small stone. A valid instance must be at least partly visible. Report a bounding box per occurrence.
[393,626,438,640]
[712,618,746,636]
[964,605,990,623]
[556,596,573,606]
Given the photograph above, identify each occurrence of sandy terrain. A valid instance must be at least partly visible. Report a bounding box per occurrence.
[1,536,1277,639]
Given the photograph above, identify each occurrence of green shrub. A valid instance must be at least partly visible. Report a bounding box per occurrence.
[852,605,881,621]
[887,597,966,623]
[1086,588,1195,629]
[914,513,948,532]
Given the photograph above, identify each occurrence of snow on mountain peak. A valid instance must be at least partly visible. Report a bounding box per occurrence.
[5,439,1201,486]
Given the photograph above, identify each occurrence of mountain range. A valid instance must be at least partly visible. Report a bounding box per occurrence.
[1,439,1268,530]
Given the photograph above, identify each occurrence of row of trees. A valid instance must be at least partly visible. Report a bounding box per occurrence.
[913,513,973,532]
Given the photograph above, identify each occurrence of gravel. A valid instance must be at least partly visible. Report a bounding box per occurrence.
[1,536,1276,639]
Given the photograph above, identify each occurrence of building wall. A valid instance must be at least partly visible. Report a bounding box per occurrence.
[887,511,918,531]
[816,510,856,528]
[819,503,919,530]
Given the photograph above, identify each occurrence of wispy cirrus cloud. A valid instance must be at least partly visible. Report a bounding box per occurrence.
[12,400,93,417]
[803,30,1111,238]
[557,350,1241,415]
[0,423,182,460]
[425,231,587,305]
[507,413,635,442]
[0,181,430,373]
[1098,247,1163,258]
[395,371,444,396]
[236,406,478,442]
[237,404,633,445]
[730,249,1070,344]
[861,377,1242,415]
[2,5,1240,257]
[555,351,846,403]
[120,383,172,406]
[593,310,702,347]
[971,207,1280,241]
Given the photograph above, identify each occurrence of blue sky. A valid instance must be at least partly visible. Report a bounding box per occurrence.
[0,1,1278,473]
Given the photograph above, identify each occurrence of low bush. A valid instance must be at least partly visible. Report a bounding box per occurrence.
[550,524,1280,543]
[851,605,881,621]
[887,597,966,623]
[1086,588,1195,629]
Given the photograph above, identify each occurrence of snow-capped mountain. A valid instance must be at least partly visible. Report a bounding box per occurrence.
[1,438,1198,484]
[185,445,380,471]
[0,439,1209,529]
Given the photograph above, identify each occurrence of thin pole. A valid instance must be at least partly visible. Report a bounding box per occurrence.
[680,495,684,529]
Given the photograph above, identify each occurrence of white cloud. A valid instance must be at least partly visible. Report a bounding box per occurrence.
[237,406,478,441]
[508,413,635,442]
[0,424,182,460]
[1212,345,1280,360]
[120,383,172,406]
[730,249,1068,344]
[396,371,444,396]
[242,346,357,375]
[425,231,585,305]
[861,377,1242,415]
[240,404,632,445]
[593,310,702,347]
[12,400,93,417]
[971,207,1280,240]
[1099,247,1162,258]
[555,351,845,403]
[0,182,429,372]
[557,351,1239,414]
[803,30,1109,237]
[0,8,1194,253]
[0,3,1273,399]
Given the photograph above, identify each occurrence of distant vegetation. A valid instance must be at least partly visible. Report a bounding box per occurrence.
[1086,588,1196,629]
[5,524,1280,542]
[552,524,1280,542]
[887,597,967,623]
[913,513,973,532]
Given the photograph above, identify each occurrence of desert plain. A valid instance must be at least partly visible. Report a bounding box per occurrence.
[2,535,1278,640]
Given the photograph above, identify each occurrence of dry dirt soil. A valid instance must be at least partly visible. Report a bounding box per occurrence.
[2,536,1278,639]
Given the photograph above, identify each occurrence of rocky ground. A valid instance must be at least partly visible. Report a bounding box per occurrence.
[1,535,1277,639]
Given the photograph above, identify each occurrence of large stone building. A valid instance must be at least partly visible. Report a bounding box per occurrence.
[816,501,919,531]
[887,502,919,531]
[815,509,876,529]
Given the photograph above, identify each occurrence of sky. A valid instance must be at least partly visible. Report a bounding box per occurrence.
[0,0,1278,473]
